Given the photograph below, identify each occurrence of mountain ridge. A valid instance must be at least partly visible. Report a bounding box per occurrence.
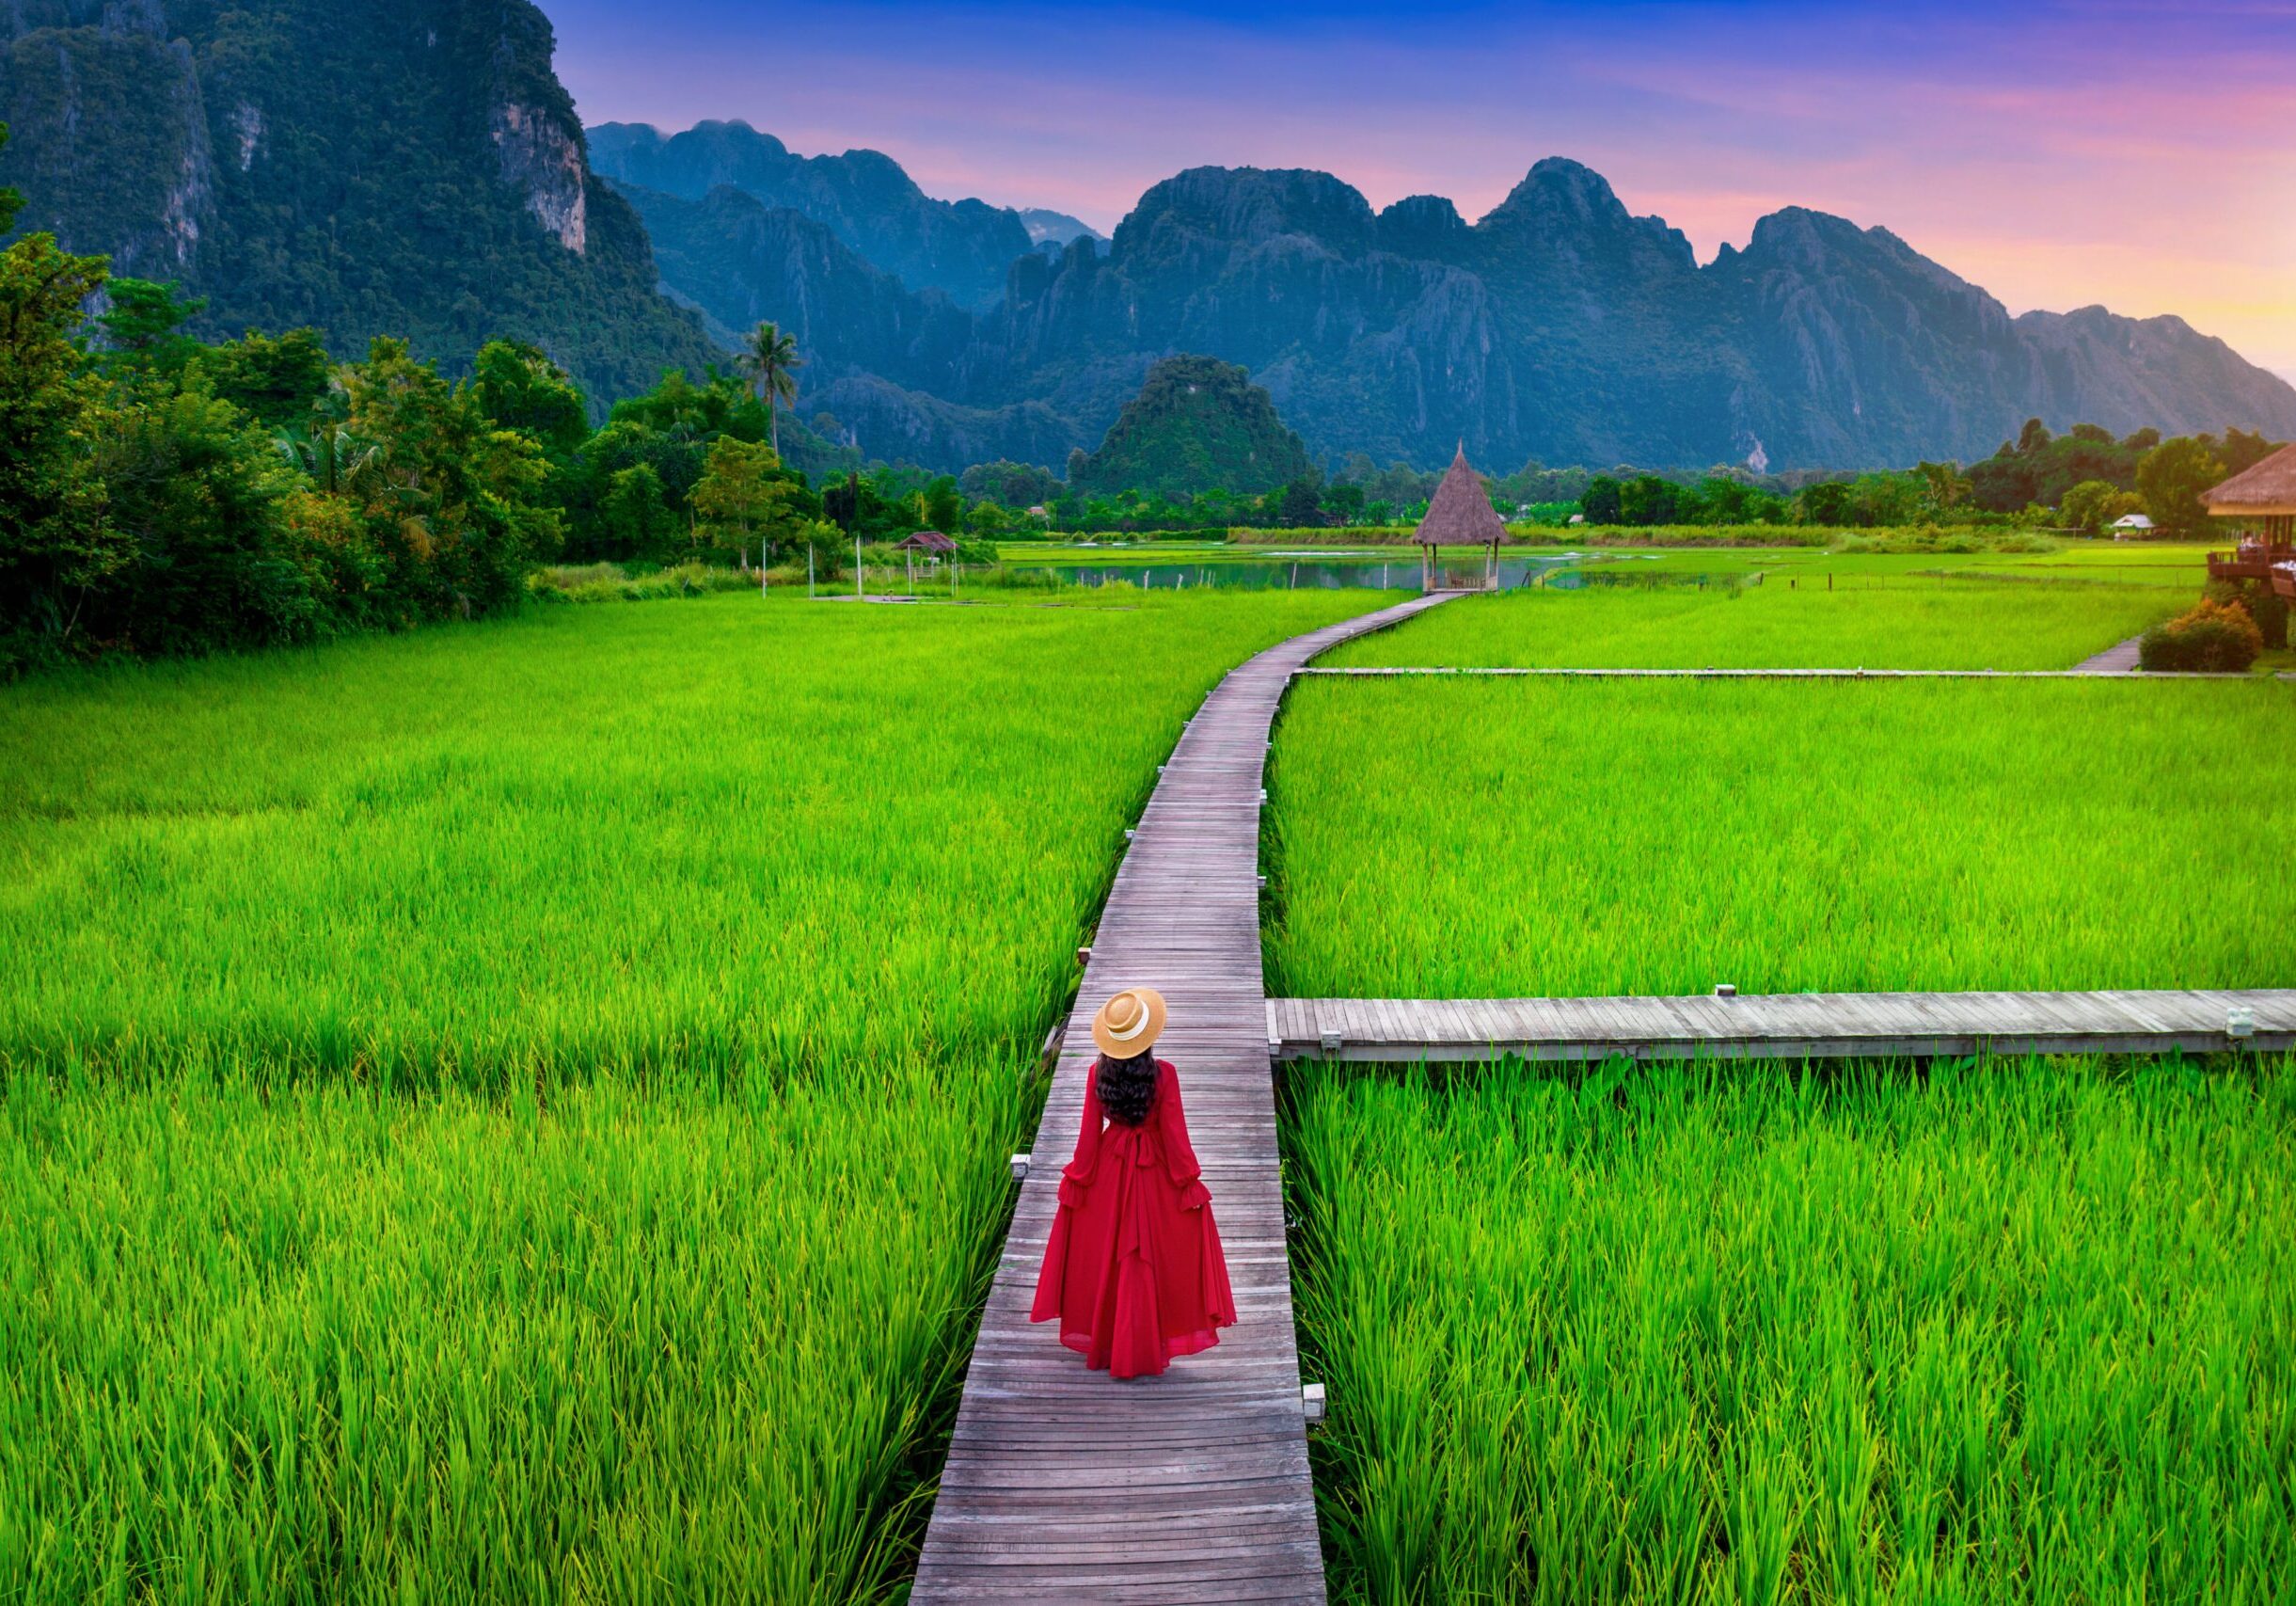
[641,149,2296,473]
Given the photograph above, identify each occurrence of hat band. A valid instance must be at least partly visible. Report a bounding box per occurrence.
[1106,999,1149,1042]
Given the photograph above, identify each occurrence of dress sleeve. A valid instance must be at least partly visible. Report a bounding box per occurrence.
[1160,1063,1212,1210]
[1058,1063,1104,1207]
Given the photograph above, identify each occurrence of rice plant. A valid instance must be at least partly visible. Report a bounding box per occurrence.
[1284,1053,2296,1605]
[0,586,1388,1602]
[1266,676,2296,999]
[1321,581,2186,672]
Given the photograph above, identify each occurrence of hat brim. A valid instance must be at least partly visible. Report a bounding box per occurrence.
[1090,987,1168,1057]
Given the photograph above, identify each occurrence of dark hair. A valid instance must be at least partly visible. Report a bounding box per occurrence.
[1097,1049,1159,1126]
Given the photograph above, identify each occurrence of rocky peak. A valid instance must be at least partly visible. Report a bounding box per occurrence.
[490,100,586,252]
[1113,167,1376,262]
[1377,194,1468,256]
[1478,156,1695,272]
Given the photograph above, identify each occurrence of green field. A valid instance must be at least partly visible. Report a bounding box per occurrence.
[1321,580,2184,671]
[1286,1055,2296,1604]
[0,587,1389,1601]
[1266,676,2296,999]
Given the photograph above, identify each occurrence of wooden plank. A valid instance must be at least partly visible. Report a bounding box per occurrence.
[1271,988,2296,1064]
[911,592,1457,1604]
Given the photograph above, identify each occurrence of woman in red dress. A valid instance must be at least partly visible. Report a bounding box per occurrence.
[1031,986,1238,1378]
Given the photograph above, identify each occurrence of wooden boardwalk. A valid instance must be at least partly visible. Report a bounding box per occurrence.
[1301,664,2281,680]
[1270,990,2296,1064]
[910,592,1457,1605]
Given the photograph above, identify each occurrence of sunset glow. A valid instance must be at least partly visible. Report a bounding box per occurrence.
[550,0,2296,380]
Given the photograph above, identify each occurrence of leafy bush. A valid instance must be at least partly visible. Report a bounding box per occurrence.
[2205,578,2288,649]
[2139,598,2263,672]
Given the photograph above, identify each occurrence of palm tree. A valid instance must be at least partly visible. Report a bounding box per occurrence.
[737,321,803,455]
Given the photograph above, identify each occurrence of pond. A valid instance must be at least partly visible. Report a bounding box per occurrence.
[1008,552,1760,593]
[1010,553,1589,592]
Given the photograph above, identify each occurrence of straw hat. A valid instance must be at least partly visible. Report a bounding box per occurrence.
[1091,987,1168,1057]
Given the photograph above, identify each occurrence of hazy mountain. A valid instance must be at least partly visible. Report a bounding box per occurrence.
[0,0,716,405]
[587,119,1033,310]
[1019,208,1105,253]
[628,151,2296,473]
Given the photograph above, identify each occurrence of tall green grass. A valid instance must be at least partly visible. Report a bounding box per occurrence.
[1322,582,2183,671]
[1285,1054,2296,1605]
[1266,676,2296,998]
[0,587,1387,1601]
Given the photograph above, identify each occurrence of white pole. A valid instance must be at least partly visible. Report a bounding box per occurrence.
[855,536,863,599]
[907,551,915,596]
[808,543,815,599]
[760,541,768,596]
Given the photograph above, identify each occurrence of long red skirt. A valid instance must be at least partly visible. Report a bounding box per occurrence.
[1029,1058,1237,1378]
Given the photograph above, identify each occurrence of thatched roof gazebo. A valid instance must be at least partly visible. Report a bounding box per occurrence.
[1414,445,1507,590]
[898,530,958,554]
[2203,444,2296,597]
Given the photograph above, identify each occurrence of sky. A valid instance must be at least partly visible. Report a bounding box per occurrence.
[546,1,2296,383]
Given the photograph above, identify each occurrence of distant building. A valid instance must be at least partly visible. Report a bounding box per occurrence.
[897,531,958,554]
[2202,444,2296,597]
[2110,513,2154,539]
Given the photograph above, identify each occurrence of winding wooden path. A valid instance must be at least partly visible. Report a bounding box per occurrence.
[1270,990,2296,1063]
[910,591,1457,1605]
[1300,664,2285,680]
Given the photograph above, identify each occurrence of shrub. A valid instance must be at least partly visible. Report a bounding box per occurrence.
[2205,578,2289,649]
[2139,598,2262,672]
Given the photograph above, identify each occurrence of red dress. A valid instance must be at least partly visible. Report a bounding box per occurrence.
[1030,1059,1238,1378]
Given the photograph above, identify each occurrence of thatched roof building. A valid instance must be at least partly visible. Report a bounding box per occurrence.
[2202,443,2296,517]
[1415,446,1509,548]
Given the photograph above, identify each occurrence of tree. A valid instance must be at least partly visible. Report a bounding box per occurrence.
[0,233,122,659]
[690,436,800,561]
[602,464,676,559]
[1579,475,1623,524]
[1796,481,1854,525]
[736,321,802,454]
[1277,476,1323,527]
[471,340,589,456]
[2016,418,2053,454]
[199,328,333,429]
[1619,474,1680,526]
[95,278,206,369]
[1914,460,1971,512]
[2136,437,2227,537]
[964,500,1009,539]
[922,474,963,533]
[2059,479,2143,533]
[338,337,559,613]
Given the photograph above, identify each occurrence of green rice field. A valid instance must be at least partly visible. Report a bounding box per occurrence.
[1265,676,2296,999]
[0,586,1388,1601]
[1285,1054,2296,1604]
[1321,580,2185,671]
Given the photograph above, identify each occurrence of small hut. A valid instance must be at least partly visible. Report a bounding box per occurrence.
[2203,445,2296,599]
[1413,445,1507,590]
[2110,512,2154,539]
[897,530,958,555]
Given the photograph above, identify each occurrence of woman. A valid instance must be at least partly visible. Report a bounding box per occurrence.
[1030,986,1237,1378]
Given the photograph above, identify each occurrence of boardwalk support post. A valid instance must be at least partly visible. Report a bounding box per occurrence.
[1009,1153,1031,1182]
[1302,1383,1327,1424]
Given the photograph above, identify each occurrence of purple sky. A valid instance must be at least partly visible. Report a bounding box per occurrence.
[548,1,2296,383]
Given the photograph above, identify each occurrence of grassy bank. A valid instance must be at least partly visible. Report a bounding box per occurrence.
[1266,676,2295,999]
[0,586,1388,1601]
[1285,1054,2296,1604]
